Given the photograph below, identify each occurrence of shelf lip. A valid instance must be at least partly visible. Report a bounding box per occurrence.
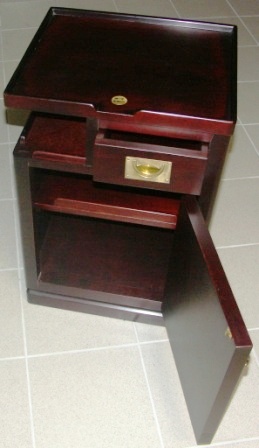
[5,92,236,136]
[33,199,178,230]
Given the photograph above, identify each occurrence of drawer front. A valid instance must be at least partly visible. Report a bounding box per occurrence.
[93,131,208,195]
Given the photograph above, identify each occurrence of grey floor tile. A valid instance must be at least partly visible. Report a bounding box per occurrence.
[115,0,178,17]
[0,200,17,269]
[228,0,259,16]
[210,178,259,247]
[55,0,117,12]
[22,295,137,354]
[221,126,259,179]
[0,1,52,30]
[217,244,259,329]
[0,270,24,358]
[238,47,259,82]
[209,16,257,46]
[0,99,9,143]
[0,143,13,199]
[29,347,161,448]
[0,62,4,100]
[238,82,259,124]
[202,439,259,448]
[2,28,37,61]
[244,124,259,156]
[6,109,30,144]
[250,330,259,363]
[134,322,168,343]
[4,60,19,87]
[242,17,259,43]
[140,341,196,447]
[171,0,234,19]
[0,32,3,62]
[0,359,32,448]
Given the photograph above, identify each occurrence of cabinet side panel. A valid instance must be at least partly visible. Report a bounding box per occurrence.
[199,134,230,222]
[14,157,38,289]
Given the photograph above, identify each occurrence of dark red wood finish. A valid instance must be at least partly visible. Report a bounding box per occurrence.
[163,196,252,444]
[31,168,180,229]
[5,8,236,135]
[5,8,251,446]
[93,129,208,194]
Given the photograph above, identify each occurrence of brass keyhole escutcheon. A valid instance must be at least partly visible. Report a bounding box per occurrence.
[111,95,128,106]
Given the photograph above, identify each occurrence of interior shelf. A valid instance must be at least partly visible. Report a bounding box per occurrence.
[19,113,87,164]
[38,213,173,306]
[31,169,180,229]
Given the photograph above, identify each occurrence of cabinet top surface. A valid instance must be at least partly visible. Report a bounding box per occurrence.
[4,8,237,133]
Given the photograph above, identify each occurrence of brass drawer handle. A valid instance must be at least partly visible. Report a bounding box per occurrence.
[133,160,165,179]
[125,156,172,184]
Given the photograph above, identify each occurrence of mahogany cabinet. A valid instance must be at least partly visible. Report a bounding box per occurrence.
[4,8,252,445]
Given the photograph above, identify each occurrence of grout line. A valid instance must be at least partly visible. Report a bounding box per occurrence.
[16,264,36,445]
[188,436,259,448]
[238,80,259,83]
[0,197,14,202]
[27,342,140,359]
[239,123,259,157]
[184,15,238,20]
[168,0,181,18]
[216,242,259,250]
[252,348,259,368]
[18,275,36,448]
[0,266,19,272]
[133,324,165,448]
[240,79,259,84]
[0,355,26,362]
[112,0,119,13]
[240,122,259,126]
[1,26,37,33]
[0,339,169,363]
[238,44,259,48]
[220,175,259,181]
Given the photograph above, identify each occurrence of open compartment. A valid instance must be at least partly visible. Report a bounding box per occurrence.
[18,113,87,163]
[30,166,180,310]
[31,168,180,229]
[33,211,174,309]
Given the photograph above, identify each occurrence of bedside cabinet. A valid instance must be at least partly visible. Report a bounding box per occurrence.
[4,8,252,445]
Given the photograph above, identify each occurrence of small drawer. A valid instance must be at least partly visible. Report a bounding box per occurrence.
[93,130,208,194]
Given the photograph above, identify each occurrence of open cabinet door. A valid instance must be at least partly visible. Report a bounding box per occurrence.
[163,196,252,445]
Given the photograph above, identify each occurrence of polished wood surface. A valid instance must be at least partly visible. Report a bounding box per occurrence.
[94,129,208,194]
[4,8,237,134]
[163,196,252,444]
[6,9,251,445]
[31,168,180,229]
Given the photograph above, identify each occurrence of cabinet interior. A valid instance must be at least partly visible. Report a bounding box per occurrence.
[30,167,180,307]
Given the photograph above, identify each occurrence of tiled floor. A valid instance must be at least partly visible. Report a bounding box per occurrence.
[0,1,259,447]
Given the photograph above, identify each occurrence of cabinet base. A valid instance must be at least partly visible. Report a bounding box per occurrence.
[27,289,164,325]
